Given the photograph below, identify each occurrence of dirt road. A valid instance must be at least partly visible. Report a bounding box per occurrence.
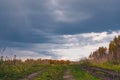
[19,67,48,80]
[63,69,75,80]
[81,65,120,80]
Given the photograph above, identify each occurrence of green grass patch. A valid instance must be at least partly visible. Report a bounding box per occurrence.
[34,65,66,80]
[90,62,120,72]
[0,62,48,80]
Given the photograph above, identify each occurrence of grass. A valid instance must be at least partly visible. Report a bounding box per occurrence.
[2,58,117,80]
[90,62,120,72]
[69,64,101,80]
[0,60,49,80]
[34,65,66,80]
[0,58,70,80]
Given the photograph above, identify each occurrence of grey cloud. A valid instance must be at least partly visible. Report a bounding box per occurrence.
[0,0,120,60]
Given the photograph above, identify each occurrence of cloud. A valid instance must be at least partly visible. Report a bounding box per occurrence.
[0,0,120,37]
[49,30,120,61]
[47,0,92,22]
[81,32,108,41]
[1,30,120,61]
[0,0,120,61]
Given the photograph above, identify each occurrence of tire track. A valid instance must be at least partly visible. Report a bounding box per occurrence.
[81,65,120,80]
[63,69,75,80]
[19,67,49,80]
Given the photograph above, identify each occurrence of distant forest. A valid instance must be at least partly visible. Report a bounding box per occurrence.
[89,35,120,64]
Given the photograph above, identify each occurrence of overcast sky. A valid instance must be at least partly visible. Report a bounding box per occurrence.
[0,0,120,61]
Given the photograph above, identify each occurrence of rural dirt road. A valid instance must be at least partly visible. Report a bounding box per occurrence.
[81,65,120,80]
[19,67,48,80]
[63,69,75,80]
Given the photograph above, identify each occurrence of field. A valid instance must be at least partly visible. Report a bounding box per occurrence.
[0,59,49,80]
[0,59,101,80]
[1,58,120,80]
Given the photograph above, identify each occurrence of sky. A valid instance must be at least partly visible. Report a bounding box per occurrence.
[0,0,120,61]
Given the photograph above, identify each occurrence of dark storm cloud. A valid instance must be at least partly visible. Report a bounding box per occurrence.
[0,0,120,43]
[0,0,53,44]
[54,0,120,34]
[0,0,120,60]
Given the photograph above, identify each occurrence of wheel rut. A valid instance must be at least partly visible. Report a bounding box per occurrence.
[81,65,120,80]
[63,69,75,80]
[19,67,48,80]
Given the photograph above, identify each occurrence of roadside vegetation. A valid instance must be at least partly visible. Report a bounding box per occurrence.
[0,57,70,80]
[88,35,120,70]
[89,62,120,72]
[80,35,120,80]
[0,59,49,80]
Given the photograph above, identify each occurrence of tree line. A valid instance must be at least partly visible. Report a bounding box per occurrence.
[89,35,120,64]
